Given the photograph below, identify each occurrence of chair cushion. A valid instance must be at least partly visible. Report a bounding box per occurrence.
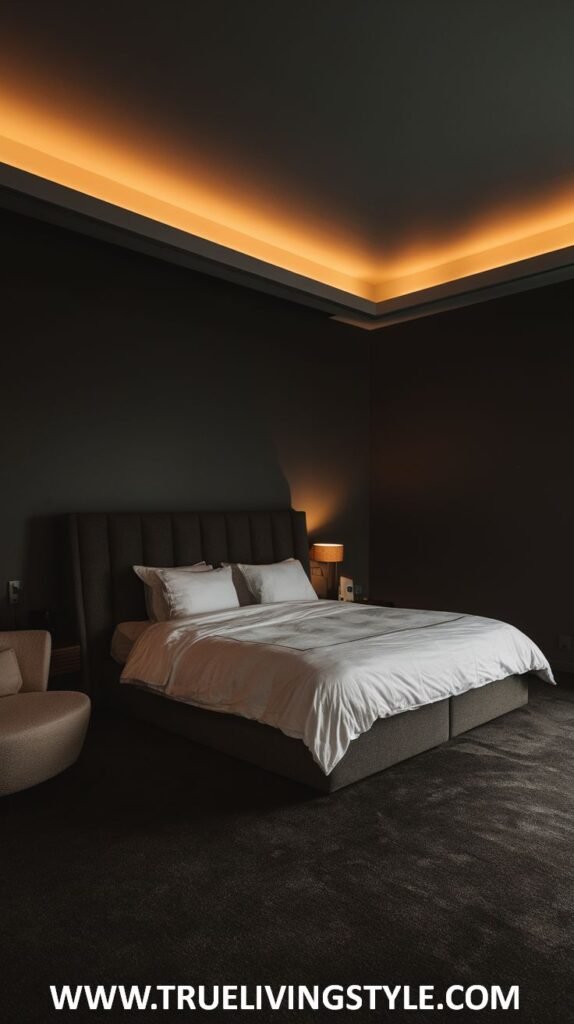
[0,630,51,692]
[0,648,23,696]
[0,691,91,797]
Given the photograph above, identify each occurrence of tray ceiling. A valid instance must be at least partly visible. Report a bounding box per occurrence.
[1,2,573,325]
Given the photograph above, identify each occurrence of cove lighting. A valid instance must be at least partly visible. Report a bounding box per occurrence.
[2,86,574,306]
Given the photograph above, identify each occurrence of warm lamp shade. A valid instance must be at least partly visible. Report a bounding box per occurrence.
[310,543,344,563]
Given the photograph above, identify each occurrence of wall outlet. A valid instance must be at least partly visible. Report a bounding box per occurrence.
[558,634,572,651]
[8,580,21,605]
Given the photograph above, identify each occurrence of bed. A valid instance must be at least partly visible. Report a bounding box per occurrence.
[70,509,553,792]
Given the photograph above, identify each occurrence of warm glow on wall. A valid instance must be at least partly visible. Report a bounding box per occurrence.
[2,82,574,305]
[287,476,351,538]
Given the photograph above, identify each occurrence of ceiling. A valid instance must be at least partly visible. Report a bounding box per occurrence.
[1,1,574,323]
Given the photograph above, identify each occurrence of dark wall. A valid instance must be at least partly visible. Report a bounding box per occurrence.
[1,209,369,634]
[370,282,574,668]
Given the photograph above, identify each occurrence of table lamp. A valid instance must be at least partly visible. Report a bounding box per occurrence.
[310,542,344,600]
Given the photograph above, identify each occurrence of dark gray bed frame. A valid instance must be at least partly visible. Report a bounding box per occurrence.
[70,509,529,792]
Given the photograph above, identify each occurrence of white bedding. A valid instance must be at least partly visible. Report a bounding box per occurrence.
[120,601,554,775]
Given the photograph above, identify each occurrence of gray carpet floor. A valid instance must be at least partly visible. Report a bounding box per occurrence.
[1,680,572,1023]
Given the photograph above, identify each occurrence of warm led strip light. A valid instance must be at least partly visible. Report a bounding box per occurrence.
[1,88,574,305]
[0,91,375,300]
[374,201,574,302]
[0,134,377,299]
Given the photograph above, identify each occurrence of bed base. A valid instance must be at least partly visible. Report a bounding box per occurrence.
[450,675,528,736]
[114,672,528,793]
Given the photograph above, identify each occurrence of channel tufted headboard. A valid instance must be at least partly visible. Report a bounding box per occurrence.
[70,509,310,695]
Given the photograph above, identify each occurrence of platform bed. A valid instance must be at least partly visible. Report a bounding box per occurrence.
[71,510,531,793]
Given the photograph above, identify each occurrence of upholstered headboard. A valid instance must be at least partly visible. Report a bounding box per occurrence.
[70,509,309,695]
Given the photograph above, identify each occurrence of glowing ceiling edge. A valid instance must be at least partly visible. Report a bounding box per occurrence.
[0,134,376,301]
[2,136,574,319]
[0,158,376,316]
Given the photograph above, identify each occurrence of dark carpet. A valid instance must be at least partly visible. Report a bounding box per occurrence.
[1,681,572,1024]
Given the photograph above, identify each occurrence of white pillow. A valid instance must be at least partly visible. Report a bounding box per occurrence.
[222,558,295,606]
[0,648,23,696]
[133,562,212,622]
[156,566,239,618]
[236,559,318,604]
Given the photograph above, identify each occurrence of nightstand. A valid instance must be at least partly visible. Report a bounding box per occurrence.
[49,642,82,689]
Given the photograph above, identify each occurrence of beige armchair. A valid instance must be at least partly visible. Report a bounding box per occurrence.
[0,631,90,797]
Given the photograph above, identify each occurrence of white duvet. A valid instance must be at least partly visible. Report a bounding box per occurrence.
[121,601,554,775]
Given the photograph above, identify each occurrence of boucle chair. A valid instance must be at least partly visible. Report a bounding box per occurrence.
[0,630,90,797]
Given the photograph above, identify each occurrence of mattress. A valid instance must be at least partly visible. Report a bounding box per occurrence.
[111,621,151,664]
[121,601,553,775]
